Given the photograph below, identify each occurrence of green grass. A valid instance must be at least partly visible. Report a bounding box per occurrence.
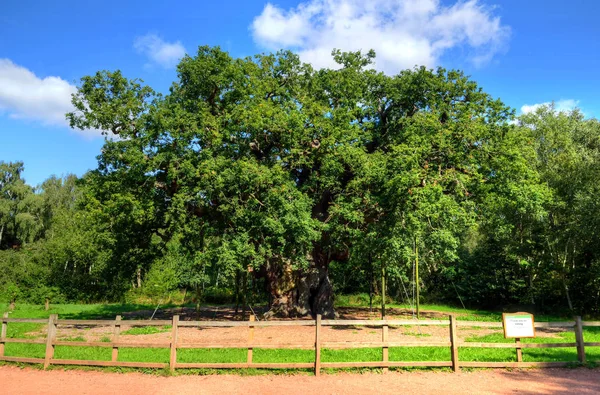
[5,322,41,339]
[0,302,177,320]
[334,294,570,322]
[178,348,246,363]
[54,346,112,361]
[0,303,178,345]
[119,348,170,363]
[121,326,170,336]
[4,343,45,359]
[6,334,597,368]
[404,331,431,337]
[59,336,86,342]
[2,301,599,373]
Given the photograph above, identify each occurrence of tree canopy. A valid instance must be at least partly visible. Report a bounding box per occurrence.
[3,47,600,317]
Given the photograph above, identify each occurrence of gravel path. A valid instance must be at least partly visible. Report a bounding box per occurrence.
[2,366,599,394]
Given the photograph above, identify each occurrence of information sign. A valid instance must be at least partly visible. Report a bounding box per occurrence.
[502,312,535,338]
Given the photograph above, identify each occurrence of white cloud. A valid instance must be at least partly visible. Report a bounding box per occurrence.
[251,0,510,74]
[0,59,103,137]
[134,34,186,68]
[520,99,580,115]
[0,59,75,126]
[0,59,105,137]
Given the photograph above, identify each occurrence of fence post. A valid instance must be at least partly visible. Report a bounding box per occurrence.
[44,314,57,369]
[315,314,321,376]
[575,316,586,365]
[248,315,255,365]
[170,315,179,373]
[0,312,8,357]
[449,315,459,372]
[515,338,523,363]
[382,321,389,373]
[112,315,121,362]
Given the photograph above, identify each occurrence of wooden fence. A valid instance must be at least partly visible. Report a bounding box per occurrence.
[1,312,598,375]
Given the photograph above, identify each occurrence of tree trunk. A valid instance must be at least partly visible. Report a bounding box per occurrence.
[136,267,142,288]
[369,254,373,312]
[564,281,574,311]
[263,249,336,319]
[242,269,248,320]
[381,265,386,319]
[234,269,241,316]
[529,272,535,305]
[194,286,202,320]
[415,239,420,319]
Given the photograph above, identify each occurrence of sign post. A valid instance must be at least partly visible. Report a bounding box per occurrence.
[503,312,535,363]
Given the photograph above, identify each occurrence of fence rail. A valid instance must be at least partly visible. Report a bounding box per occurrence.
[0,311,597,374]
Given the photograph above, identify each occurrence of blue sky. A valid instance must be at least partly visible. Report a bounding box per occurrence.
[1,0,598,186]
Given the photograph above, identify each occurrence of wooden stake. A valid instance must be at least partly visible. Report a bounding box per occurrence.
[315,314,322,376]
[0,312,8,357]
[45,298,49,311]
[112,315,121,362]
[169,315,179,373]
[515,338,522,363]
[44,314,58,369]
[575,316,586,365]
[248,315,255,364]
[415,240,420,320]
[382,322,389,373]
[242,271,248,321]
[449,315,459,372]
[381,266,386,319]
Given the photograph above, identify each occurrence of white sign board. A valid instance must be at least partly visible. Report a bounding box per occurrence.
[503,313,535,338]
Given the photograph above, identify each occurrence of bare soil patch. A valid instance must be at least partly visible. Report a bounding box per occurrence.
[27,306,563,345]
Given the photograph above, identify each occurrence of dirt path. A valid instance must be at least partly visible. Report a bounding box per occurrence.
[2,366,599,394]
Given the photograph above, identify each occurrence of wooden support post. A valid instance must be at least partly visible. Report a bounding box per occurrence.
[248,315,255,365]
[381,266,386,319]
[449,315,459,372]
[315,314,322,376]
[575,316,586,365]
[169,315,179,373]
[112,315,121,362]
[45,298,49,311]
[382,322,389,373]
[0,312,8,357]
[415,241,420,320]
[44,314,58,369]
[515,338,523,363]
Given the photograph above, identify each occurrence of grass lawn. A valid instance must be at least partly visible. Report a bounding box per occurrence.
[334,294,571,322]
[4,329,600,368]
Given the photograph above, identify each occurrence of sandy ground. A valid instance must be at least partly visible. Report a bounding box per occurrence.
[1,366,599,394]
[28,306,563,346]
[47,324,562,348]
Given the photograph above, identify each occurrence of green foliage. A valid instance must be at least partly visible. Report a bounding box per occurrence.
[3,46,600,315]
[60,46,527,315]
[441,106,600,314]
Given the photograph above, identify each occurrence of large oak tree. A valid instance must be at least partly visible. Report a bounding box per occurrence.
[68,47,518,317]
